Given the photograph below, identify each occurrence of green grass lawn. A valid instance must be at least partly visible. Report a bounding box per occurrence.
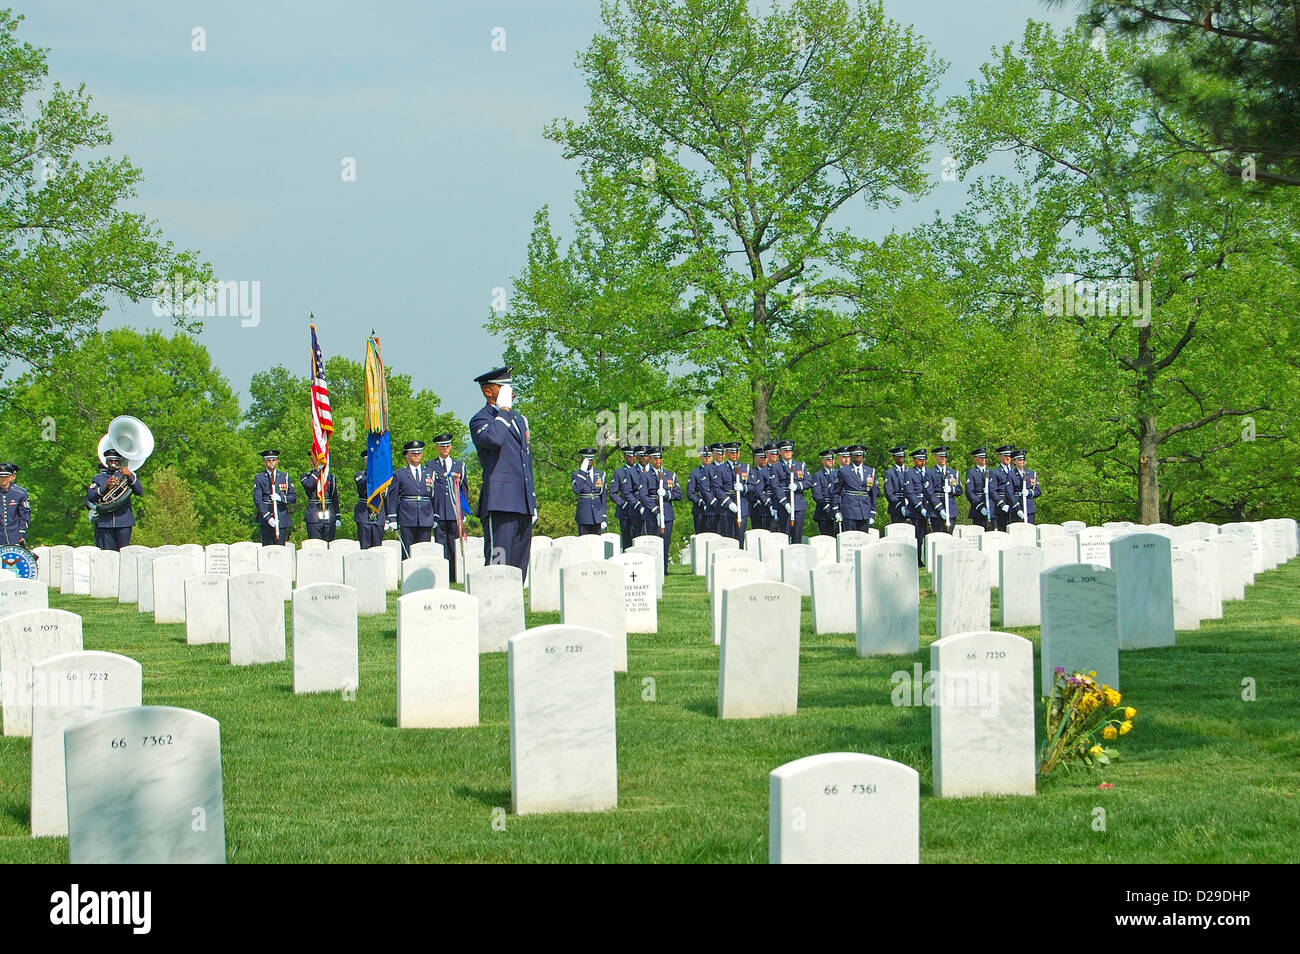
[2,557,1297,863]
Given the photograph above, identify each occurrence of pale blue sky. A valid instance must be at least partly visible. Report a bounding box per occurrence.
[18,0,1077,418]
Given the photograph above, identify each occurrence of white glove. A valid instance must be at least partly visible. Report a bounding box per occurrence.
[580,458,591,472]
[497,384,513,410]
[782,500,792,512]
[335,518,341,528]
[728,501,738,513]
[264,513,276,525]
[1016,510,1026,521]
[531,509,538,525]
[600,520,607,530]
[271,492,282,503]
[384,519,397,532]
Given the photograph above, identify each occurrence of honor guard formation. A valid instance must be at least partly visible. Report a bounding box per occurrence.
[571,438,1042,571]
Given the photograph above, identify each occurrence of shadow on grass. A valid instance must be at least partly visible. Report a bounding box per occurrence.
[453,785,512,807]
[2,801,29,830]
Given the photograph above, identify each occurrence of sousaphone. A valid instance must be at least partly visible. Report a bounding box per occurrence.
[94,416,154,513]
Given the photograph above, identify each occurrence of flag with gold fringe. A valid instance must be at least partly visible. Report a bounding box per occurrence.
[363,333,393,516]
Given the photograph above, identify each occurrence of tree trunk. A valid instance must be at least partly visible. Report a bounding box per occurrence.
[1137,414,1160,524]
[752,376,771,444]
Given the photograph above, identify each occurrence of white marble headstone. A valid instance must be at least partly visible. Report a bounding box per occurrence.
[71,546,95,595]
[855,541,919,657]
[467,564,527,654]
[296,549,344,588]
[400,555,451,595]
[836,530,872,566]
[930,631,1035,798]
[229,540,261,576]
[1039,535,1078,572]
[780,544,818,597]
[397,591,479,728]
[205,543,231,575]
[65,706,225,863]
[300,538,328,551]
[292,583,359,694]
[329,538,361,555]
[185,574,230,645]
[935,549,990,638]
[560,561,626,671]
[0,608,83,736]
[508,625,616,815]
[1039,564,1120,689]
[711,559,767,645]
[1170,548,1201,631]
[769,753,918,864]
[258,543,295,585]
[1075,527,1112,568]
[88,549,120,599]
[29,650,142,837]
[627,545,664,598]
[117,545,147,603]
[152,555,194,624]
[691,533,723,575]
[342,549,386,615]
[719,581,801,719]
[1110,533,1175,650]
[1207,533,1246,602]
[977,531,1011,587]
[610,551,656,634]
[0,578,48,619]
[998,545,1044,628]
[528,546,563,613]
[708,548,757,592]
[135,550,160,613]
[808,535,836,566]
[228,572,286,665]
[810,563,855,635]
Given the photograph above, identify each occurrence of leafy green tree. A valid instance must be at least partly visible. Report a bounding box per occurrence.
[0,10,211,401]
[519,0,946,442]
[0,329,253,544]
[1059,0,1300,185]
[133,465,200,546]
[949,21,1297,522]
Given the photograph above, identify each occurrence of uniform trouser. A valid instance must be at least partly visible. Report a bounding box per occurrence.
[259,523,290,546]
[357,522,383,549]
[814,514,837,536]
[843,518,872,533]
[578,523,602,536]
[399,525,433,560]
[751,509,767,531]
[434,520,460,579]
[929,516,955,534]
[778,513,804,544]
[912,516,928,565]
[618,508,636,550]
[995,510,1010,532]
[306,521,337,542]
[970,510,992,531]
[94,525,132,550]
[692,509,708,534]
[718,513,744,542]
[484,511,532,583]
[658,519,674,571]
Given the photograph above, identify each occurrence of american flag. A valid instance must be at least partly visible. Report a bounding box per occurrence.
[309,322,333,504]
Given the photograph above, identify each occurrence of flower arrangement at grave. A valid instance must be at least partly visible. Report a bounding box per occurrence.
[1037,668,1137,777]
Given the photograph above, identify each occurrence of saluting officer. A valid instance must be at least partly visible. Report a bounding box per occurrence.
[639,447,681,570]
[610,446,638,550]
[928,446,961,533]
[0,462,31,546]
[469,366,537,579]
[687,448,713,535]
[254,449,295,546]
[86,448,143,551]
[572,448,607,536]
[882,445,910,526]
[353,451,385,550]
[904,448,933,565]
[771,439,811,543]
[990,445,1016,531]
[1006,449,1042,525]
[965,447,995,531]
[835,444,877,532]
[811,449,839,536]
[301,453,341,542]
[387,440,438,559]
[430,433,467,579]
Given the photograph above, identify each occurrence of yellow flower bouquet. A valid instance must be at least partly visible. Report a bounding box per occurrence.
[1038,668,1137,777]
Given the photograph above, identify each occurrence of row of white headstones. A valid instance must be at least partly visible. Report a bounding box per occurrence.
[0,517,1295,862]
